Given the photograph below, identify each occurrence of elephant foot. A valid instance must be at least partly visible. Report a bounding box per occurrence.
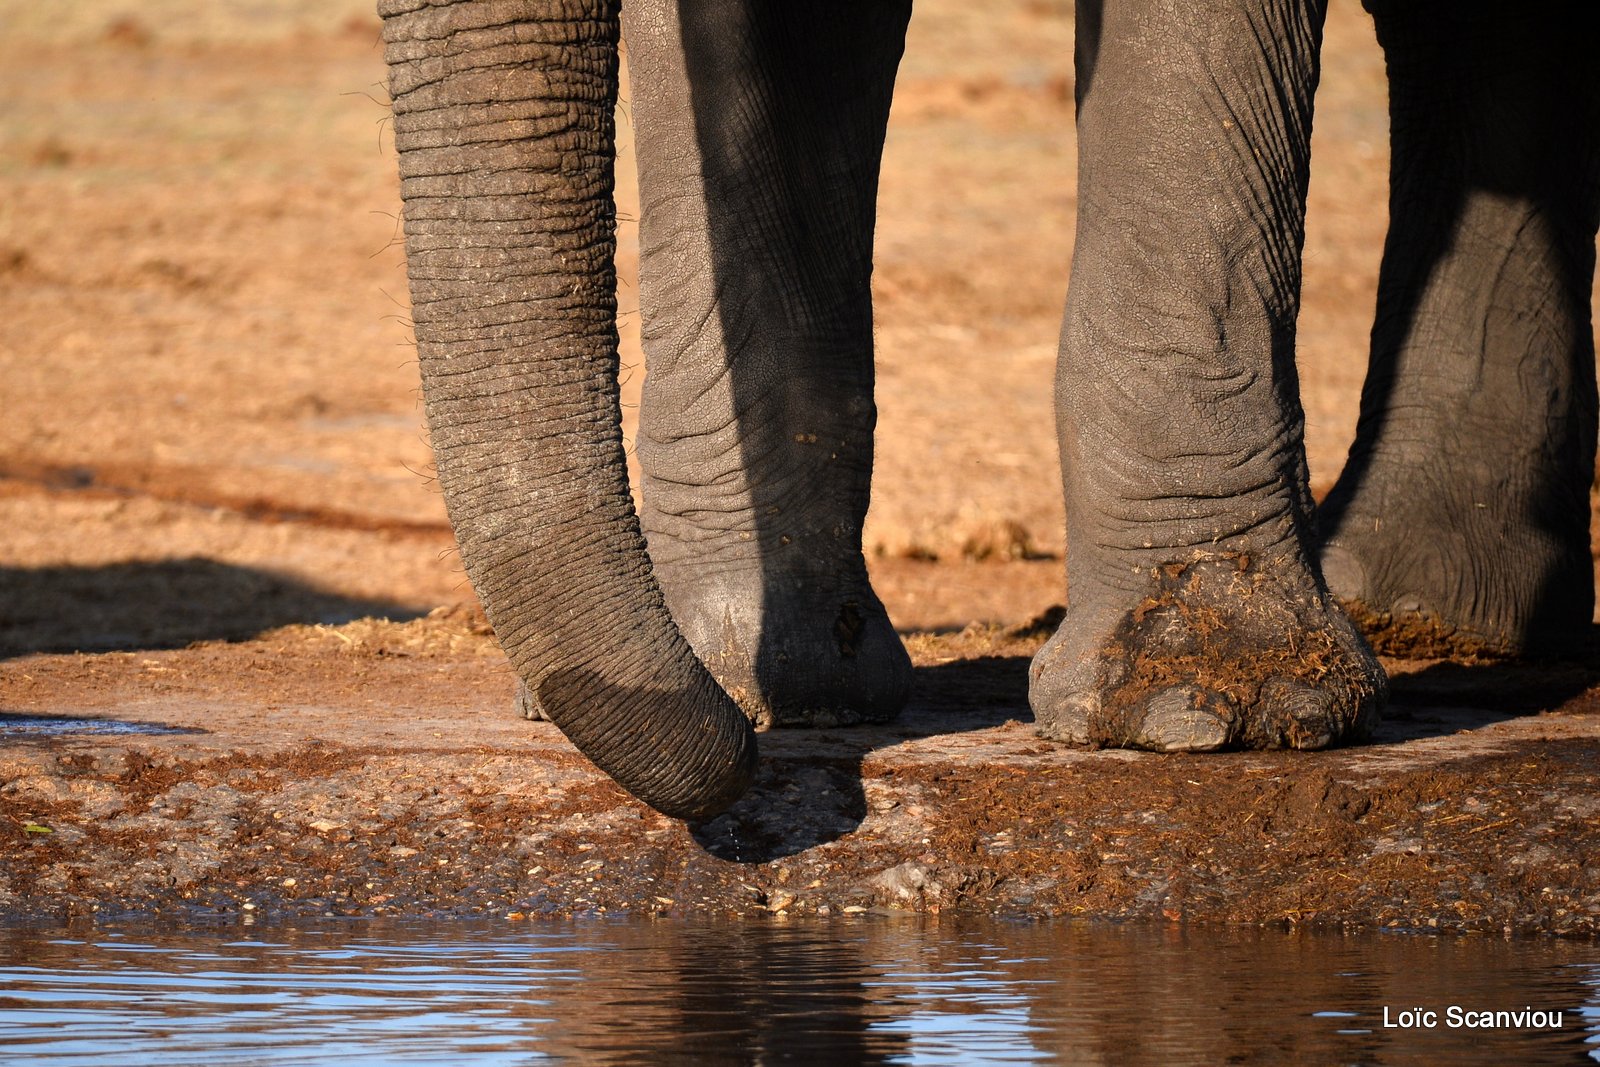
[654,561,910,729]
[1320,474,1593,660]
[1319,537,1592,661]
[1029,552,1384,751]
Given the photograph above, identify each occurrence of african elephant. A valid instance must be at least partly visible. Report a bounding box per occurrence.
[378,0,1599,818]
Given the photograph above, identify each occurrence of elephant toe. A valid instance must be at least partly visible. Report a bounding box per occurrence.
[1127,687,1234,752]
[1257,677,1337,749]
[1317,543,1368,605]
[1032,689,1096,745]
[515,679,550,722]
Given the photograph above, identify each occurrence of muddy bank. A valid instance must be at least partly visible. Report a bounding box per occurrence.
[2,0,1599,939]
[3,610,1597,936]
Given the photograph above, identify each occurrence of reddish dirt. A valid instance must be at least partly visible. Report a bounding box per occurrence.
[3,613,1599,934]
[2,2,1598,933]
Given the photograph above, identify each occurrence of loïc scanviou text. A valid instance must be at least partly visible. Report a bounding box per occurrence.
[1382,1006,1564,1029]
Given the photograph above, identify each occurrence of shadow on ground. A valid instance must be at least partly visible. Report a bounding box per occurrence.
[0,711,208,740]
[691,655,1031,863]
[1388,630,1600,711]
[0,558,423,660]
[691,627,1600,862]
[1375,635,1600,742]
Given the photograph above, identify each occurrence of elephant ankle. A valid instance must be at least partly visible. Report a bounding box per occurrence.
[1318,448,1594,658]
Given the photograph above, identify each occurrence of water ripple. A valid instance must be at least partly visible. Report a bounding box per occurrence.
[0,919,1594,1065]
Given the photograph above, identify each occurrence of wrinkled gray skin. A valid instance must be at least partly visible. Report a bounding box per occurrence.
[379,0,1599,818]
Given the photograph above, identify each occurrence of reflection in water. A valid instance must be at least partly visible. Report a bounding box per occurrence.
[0,917,1595,1064]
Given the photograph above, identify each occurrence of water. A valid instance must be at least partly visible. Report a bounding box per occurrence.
[0,918,1595,1065]
[0,716,196,737]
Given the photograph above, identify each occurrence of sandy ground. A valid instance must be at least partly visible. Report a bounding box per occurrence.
[1,1,1598,931]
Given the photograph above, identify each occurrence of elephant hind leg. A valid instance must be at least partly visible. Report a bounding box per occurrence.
[1032,552,1382,751]
[1317,2,1600,658]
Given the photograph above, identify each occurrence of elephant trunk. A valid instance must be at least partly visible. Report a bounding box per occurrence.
[380,0,756,818]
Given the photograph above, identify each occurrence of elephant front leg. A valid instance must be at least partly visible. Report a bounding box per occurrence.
[1030,0,1385,750]
[622,1,913,727]
[1317,2,1600,658]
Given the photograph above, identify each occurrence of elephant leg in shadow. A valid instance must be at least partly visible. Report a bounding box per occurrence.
[625,1,915,729]
[1319,1,1600,660]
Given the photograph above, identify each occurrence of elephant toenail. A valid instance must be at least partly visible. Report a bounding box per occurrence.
[1259,679,1333,749]
[1036,691,1097,745]
[515,679,548,721]
[1318,545,1365,602]
[1133,687,1231,752]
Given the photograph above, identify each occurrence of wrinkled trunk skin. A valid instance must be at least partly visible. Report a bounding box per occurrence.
[380,0,755,819]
